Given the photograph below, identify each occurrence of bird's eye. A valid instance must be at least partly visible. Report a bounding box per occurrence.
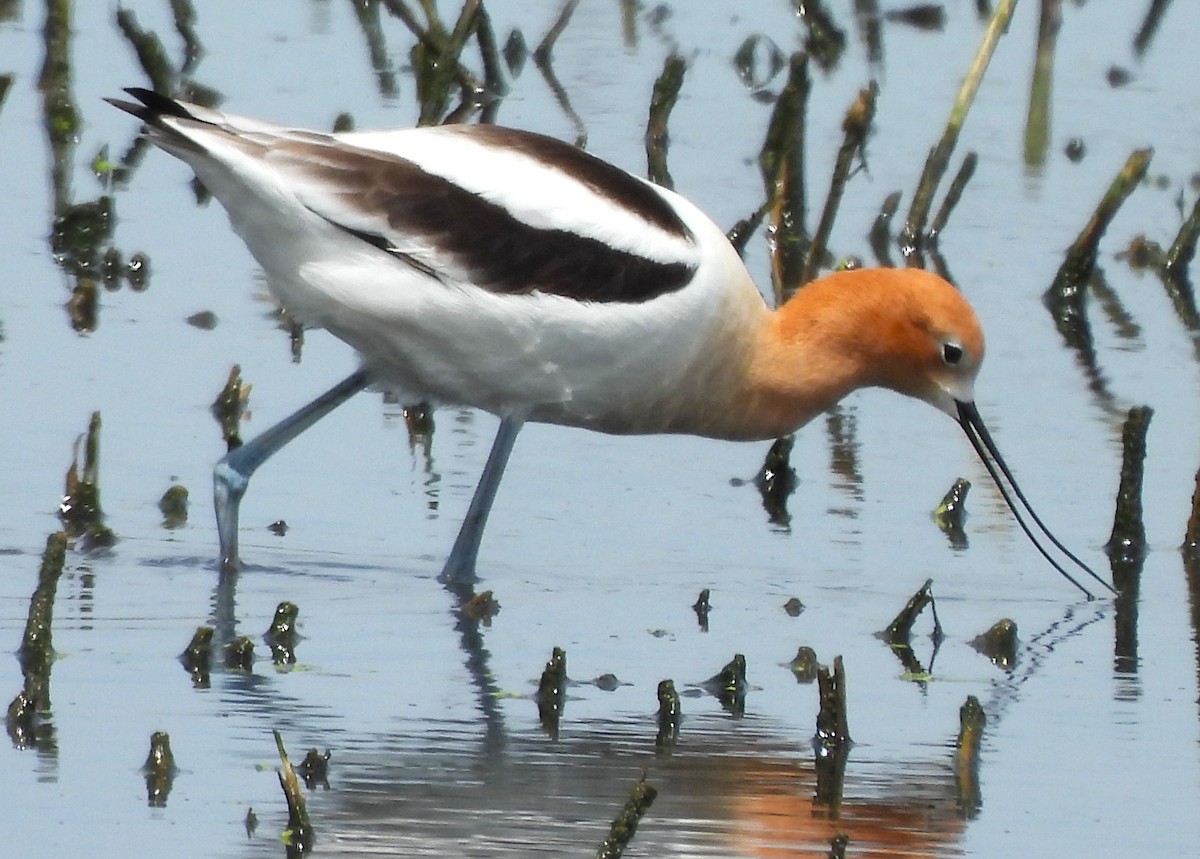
[942,343,964,365]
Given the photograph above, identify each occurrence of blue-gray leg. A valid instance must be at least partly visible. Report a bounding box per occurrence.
[439,417,524,585]
[214,369,370,572]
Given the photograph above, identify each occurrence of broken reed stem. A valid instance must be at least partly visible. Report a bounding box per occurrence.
[900,0,1018,254]
[645,52,687,190]
[473,5,508,96]
[169,0,203,71]
[383,0,483,124]
[537,646,568,737]
[595,775,658,859]
[1164,192,1200,281]
[881,578,935,645]
[1133,0,1173,57]
[1184,444,1200,553]
[1049,148,1153,295]
[954,695,985,818]
[534,0,581,62]
[802,82,877,286]
[869,190,902,265]
[815,655,851,747]
[273,729,315,852]
[1023,0,1061,169]
[760,52,811,304]
[115,9,174,96]
[655,679,680,748]
[1105,406,1152,561]
[16,532,69,714]
[927,152,977,242]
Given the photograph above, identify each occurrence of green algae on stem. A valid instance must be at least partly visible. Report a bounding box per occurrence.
[1106,406,1153,564]
[143,731,177,807]
[594,774,657,859]
[274,730,315,853]
[900,0,1018,256]
[954,696,985,818]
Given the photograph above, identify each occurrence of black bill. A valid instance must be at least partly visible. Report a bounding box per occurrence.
[956,400,1116,600]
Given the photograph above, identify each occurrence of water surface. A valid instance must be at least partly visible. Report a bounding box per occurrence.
[1,2,1199,857]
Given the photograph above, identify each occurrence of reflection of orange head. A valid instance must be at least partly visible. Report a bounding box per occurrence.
[723,753,965,858]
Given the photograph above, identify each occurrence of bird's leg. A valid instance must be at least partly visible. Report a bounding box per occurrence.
[214,370,370,572]
[439,417,524,585]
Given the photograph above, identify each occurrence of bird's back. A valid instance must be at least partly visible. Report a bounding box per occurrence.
[112,91,770,433]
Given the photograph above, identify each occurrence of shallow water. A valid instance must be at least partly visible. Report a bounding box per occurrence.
[2,1,1199,857]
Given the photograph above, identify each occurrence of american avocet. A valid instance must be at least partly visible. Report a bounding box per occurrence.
[110,88,1112,597]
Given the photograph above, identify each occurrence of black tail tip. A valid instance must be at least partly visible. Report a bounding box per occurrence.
[106,87,195,123]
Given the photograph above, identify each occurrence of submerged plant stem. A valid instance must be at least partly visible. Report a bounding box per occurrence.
[803,82,877,286]
[1049,148,1153,296]
[1106,406,1152,562]
[595,775,658,859]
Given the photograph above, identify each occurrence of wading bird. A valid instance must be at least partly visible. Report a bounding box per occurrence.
[109,88,1112,598]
